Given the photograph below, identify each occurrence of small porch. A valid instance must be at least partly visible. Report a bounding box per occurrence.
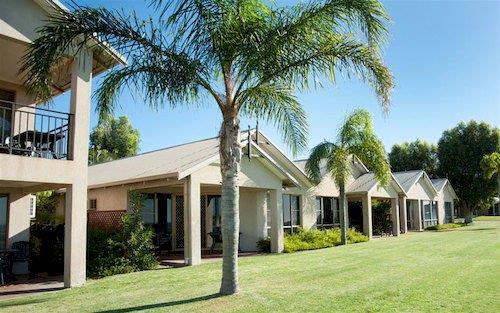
[406,198,439,231]
[129,175,283,266]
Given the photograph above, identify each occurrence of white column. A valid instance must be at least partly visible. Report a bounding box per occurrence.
[64,48,92,288]
[417,200,423,231]
[269,188,283,253]
[362,193,372,239]
[399,196,408,234]
[391,197,400,236]
[183,175,201,265]
[255,190,268,239]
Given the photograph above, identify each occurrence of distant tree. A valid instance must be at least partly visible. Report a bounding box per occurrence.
[481,152,500,180]
[306,109,391,244]
[89,116,140,165]
[437,121,499,223]
[388,140,438,177]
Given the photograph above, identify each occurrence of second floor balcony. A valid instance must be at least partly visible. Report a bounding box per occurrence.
[0,100,73,160]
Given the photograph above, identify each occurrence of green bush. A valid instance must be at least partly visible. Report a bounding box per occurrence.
[256,238,271,253]
[87,192,158,278]
[425,223,465,231]
[283,228,368,253]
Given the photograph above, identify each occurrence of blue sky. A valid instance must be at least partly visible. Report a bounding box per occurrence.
[55,0,500,159]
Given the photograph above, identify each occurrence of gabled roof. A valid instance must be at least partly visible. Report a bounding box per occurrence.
[294,155,369,177]
[346,172,406,195]
[88,131,312,189]
[393,170,438,196]
[431,178,459,200]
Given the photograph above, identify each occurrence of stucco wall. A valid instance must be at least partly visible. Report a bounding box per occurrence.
[406,177,435,200]
[6,190,31,274]
[88,186,129,212]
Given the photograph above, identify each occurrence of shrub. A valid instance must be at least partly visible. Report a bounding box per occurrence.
[425,223,465,231]
[29,223,64,275]
[87,192,158,278]
[256,238,271,253]
[283,228,368,253]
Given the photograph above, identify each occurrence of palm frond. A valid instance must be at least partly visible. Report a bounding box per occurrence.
[326,146,351,187]
[239,84,308,156]
[305,141,336,184]
[342,110,391,186]
[94,52,204,121]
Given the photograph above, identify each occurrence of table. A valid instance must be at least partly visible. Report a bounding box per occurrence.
[12,130,66,159]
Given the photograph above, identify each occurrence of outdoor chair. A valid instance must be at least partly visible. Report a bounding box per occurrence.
[0,254,9,285]
[208,228,242,254]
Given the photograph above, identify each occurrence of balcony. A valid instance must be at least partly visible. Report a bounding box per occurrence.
[0,100,73,160]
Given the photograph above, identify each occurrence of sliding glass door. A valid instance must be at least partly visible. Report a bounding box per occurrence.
[0,195,7,250]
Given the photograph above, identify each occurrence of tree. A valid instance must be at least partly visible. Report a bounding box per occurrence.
[305,109,391,244]
[89,116,140,165]
[481,152,500,181]
[388,140,438,177]
[437,121,500,223]
[21,0,393,295]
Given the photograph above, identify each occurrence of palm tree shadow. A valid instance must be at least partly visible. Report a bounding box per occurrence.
[96,293,221,313]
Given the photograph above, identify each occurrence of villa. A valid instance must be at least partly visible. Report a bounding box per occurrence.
[0,0,124,287]
[80,130,458,266]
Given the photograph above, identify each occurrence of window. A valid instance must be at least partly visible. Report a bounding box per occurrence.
[266,192,271,237]
[444,202,453,223]
[88,198,97,211]
[208,195,222,231]
[316,197,340,229]
[140,194,157,225]
[0,90,14,149]
[283,194,300,234]
[421,200,438,228]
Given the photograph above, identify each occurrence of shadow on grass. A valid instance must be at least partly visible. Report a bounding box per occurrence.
[0,298,48,309]
[456,227,497,232]
[96,293,221,313]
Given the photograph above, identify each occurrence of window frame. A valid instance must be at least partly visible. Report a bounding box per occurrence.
[88,198,97,211]
[282,194,301,234]
[315,196,340,229]
[421,200,438,228]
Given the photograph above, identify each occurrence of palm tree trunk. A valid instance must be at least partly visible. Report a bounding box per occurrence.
[218,110,241,295]
[339,182,348,245]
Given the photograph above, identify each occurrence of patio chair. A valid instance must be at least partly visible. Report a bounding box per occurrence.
[208,228,242,254]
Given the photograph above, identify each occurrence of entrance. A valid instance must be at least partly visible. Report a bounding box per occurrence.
[348,201,363,232]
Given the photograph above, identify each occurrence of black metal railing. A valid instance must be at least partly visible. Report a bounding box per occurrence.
[0,100,72,160]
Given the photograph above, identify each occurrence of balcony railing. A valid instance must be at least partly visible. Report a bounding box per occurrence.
[0,100,73,160]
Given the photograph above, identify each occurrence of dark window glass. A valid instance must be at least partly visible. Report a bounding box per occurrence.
[140,194,156,224]
[283,194,291,226]
[315,197,322,226]
[323,198,333,225]
[208,195,222,230]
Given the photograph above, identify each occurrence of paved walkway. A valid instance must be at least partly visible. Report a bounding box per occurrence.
[0,275,64,300]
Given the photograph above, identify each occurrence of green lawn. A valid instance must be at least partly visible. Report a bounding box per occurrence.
[2,221,499,313]
[474,215,500,221]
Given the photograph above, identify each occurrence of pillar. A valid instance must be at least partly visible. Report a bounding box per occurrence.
[362,193,372,239]
[391,197,400,236]
[183,175,201,265]
[417,200,423,231]
[399,195,408,234]
[255,190,268,239]
[269,188,283,253]
[64,48,92,288]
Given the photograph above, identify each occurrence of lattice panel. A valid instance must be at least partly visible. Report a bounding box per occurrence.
[200,195,207,248]
[175,196,184,249]
[87,210,125,230]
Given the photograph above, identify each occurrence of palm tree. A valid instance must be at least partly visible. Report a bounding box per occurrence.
[305,109,391,245]
[21,0,393,295]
